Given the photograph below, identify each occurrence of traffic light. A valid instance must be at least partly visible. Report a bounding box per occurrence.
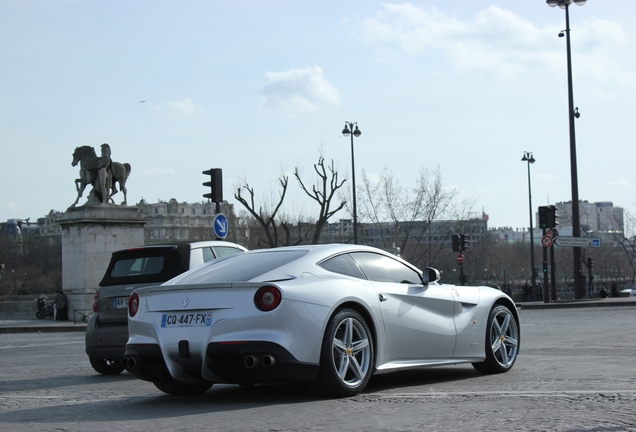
[203,168,223,202]
[460,234,469,251]
[547,205,558,229]
[543,261,548,274]
[538,206,549,229]
[451,235,460,252]
[587,257,593,269]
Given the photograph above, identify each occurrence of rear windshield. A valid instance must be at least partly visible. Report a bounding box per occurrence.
[111,257,165,277]
[176,250,308,284]
[99,245,189,287]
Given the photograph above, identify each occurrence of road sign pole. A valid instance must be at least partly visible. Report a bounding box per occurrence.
[550,242,556,302]
[542,229,549,303]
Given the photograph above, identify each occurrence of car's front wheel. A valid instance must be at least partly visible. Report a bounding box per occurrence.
[153,380,213,395]
[472,304,519,374]
[308,308,374,397]
[88,356,125,375]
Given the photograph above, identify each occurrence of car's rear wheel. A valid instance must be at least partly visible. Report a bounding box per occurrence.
[153,380,213,395]
[88,356,125,375]
[307,308,374,397]
[472,304,519,374]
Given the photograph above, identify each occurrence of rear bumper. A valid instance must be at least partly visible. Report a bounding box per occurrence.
[124,341,319,385]
[85,314,128,361]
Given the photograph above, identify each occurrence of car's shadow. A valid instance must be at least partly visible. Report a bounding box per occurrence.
[0,365,481,425]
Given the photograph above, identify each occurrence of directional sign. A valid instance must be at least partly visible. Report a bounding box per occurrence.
[213,213,228,239]
[541,235,553,248]
[590,238,601,248]
[554,236,590,248]
[456,253,465,264]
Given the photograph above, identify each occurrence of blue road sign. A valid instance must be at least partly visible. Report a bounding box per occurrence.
[213,213,228,239]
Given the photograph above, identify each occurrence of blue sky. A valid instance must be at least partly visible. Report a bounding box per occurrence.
[1,0,634,231]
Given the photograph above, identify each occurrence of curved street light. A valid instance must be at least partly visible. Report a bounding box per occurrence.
[342,122,361,244]
[547,0,586,298]
[522,151,537,300]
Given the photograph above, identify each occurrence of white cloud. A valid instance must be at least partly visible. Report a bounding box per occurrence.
[260,66,341,115]
[607,178,631,187]
[7,202,20,212]
[165,98,203,116]
[353,4,635,83]
[141,167,176,177]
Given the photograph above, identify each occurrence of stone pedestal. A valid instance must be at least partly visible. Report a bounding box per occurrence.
[57,206,146,320]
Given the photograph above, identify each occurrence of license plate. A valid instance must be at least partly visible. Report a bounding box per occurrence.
[113,297,129,309]
[161,313,212,328]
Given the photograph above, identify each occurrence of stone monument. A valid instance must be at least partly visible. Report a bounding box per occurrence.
[58,144,144,320]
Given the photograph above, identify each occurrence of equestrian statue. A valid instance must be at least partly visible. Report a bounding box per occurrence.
[71,144,131,207]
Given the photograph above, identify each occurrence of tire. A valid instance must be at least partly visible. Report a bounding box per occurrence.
[153,380,213,395]
[472,304,519,374]
[36,310,45,319]
[307,308,374,398]
[89,356,125,375]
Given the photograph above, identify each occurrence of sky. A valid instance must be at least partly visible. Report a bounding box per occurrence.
[1,0,635,230]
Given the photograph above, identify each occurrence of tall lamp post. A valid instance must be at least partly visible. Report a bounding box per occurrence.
[342,122,361,244]
[547,0,585,299]
[522,151,537,300]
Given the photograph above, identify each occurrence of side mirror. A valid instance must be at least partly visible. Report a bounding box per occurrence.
[421,267,441,284]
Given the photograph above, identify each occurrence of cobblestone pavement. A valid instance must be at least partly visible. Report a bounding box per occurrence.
[0,307,634,431]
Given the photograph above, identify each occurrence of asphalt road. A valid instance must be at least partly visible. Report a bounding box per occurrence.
[0,306,635,432]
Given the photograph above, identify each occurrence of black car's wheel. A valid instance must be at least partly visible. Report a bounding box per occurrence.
[472,304,519,374]
[308,308,374,398]
[88,356,125,375]
[153,380,213,395]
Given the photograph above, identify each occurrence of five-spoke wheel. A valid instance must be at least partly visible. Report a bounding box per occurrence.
[473,304,519,374]
[308,308,374,397]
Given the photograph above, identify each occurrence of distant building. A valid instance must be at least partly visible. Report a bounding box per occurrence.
[489,227,532,243]
[137,198,239,244]
[554,201,624,235]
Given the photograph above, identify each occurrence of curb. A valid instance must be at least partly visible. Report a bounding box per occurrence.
[0,322,87,334]
[517,298,636,310]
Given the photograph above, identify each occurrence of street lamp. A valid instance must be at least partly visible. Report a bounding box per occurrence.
[522,151,537,301]
[547,0,586,299]
[342,122,361,243]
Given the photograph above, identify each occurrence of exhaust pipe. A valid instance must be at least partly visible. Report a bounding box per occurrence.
[244,355,260,369]
[261,355,276,368]
[123,356,138,372]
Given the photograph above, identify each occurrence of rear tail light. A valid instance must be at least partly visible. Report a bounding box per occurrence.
[254,286,282,312]
[92,289,99,312]
[128,293,140,317]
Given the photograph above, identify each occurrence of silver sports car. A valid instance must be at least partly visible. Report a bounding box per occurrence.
[124,244,519,397]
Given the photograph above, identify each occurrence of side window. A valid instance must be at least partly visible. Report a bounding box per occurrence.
[201,247,216,263]
[319,254,367,279]
[212,246,244,258]
[350,252,421,284]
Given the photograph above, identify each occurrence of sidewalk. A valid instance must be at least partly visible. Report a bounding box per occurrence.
[0,318,87,334]
[517,296,636,310]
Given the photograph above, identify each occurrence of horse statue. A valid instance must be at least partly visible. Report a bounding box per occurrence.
[71,145,131,207]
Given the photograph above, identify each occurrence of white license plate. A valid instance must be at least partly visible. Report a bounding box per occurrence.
[161,313,212,328]
[113,297,129,309]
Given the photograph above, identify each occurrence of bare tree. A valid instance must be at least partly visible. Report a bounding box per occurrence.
[234,175,290,248]
[357,165,459,265]
[608,209,636,284]
[294,157,347,244]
